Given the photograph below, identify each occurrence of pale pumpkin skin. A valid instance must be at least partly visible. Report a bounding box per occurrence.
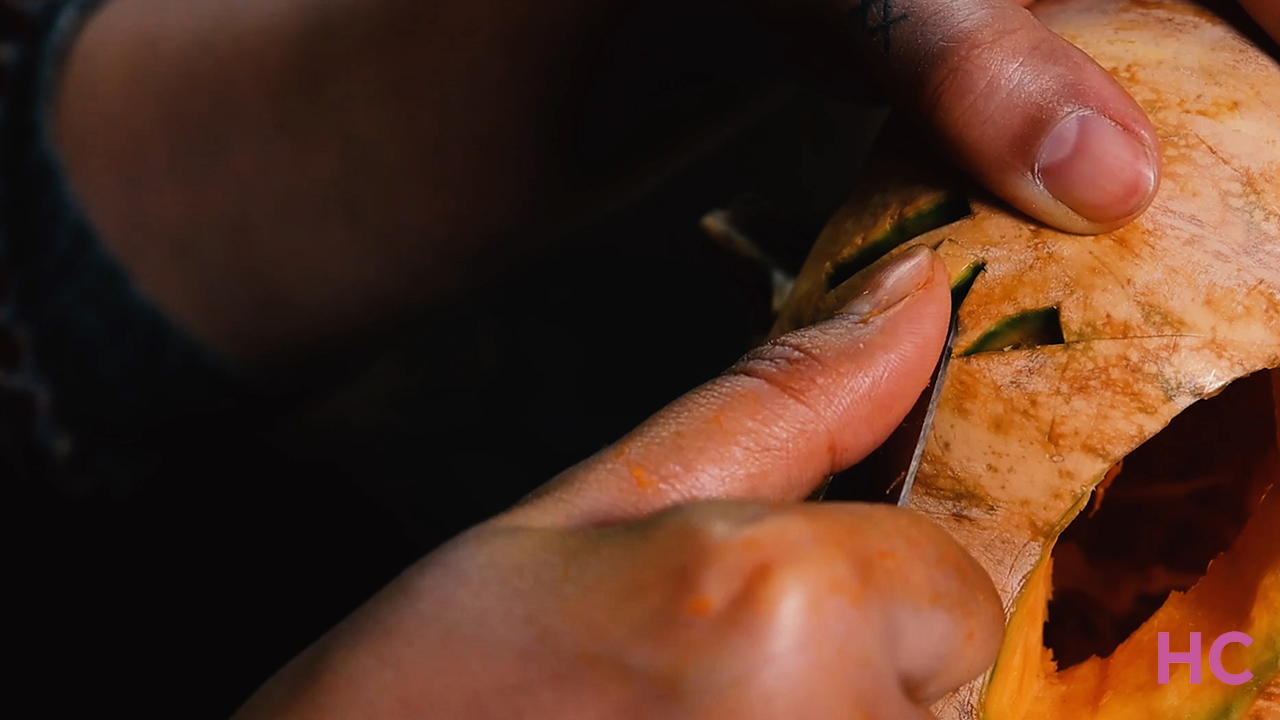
[773,0,1280,717]
[1250,681,1280,720]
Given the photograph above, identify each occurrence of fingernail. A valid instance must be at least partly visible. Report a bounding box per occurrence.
[840,245,936,321]
[1036,112,1158,224]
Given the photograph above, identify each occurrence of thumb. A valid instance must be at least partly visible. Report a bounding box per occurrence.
[505,244,950,529]
[854,0,1161,234]
[759,0,1161,234]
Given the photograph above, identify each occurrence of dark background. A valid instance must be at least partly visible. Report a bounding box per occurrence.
[20,4,888,715]
[17,1,1280,714]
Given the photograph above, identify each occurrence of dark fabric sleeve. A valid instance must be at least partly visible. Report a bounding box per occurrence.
[0,0,286,498]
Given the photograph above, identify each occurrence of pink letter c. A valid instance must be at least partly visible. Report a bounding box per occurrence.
[1210,632,1254,685]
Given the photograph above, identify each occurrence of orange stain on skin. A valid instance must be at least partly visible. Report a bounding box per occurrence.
[629,463,657,490]
[687,595,716,617]
[836,580,865,608]
[710,412,724,428]
[875,550,898,562]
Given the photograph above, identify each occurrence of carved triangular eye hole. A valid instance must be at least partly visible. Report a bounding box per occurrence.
[961,307,1066,356]
[825,191,972,292]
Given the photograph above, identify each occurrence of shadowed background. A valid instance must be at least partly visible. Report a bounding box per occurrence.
[18,3,887,715]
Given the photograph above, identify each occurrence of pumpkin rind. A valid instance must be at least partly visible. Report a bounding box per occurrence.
[771,0,1280,717]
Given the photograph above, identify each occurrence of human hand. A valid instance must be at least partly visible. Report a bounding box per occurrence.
[52,0,1237,361]
[741,0,1166,236]
[230,246,1004,720]
[1233,0,1280,39]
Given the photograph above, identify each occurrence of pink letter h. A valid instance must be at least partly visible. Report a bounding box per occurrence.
[1158,632,1201,684]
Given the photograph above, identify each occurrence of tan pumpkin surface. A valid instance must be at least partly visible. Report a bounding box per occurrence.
[1247,676,1280,719]
[771,0,1280,717]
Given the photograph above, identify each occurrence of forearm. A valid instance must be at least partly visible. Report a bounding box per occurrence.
[54,0,621,362]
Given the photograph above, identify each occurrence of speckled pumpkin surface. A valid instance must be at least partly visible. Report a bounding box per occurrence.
[771,0,1280,717]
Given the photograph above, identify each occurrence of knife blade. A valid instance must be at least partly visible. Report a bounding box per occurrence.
[810,277,971,506]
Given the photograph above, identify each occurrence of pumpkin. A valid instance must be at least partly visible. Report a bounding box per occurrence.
[769,0,1280,717]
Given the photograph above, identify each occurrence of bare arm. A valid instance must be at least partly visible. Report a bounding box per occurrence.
[53,0,1168,364]
[54,0,648,362]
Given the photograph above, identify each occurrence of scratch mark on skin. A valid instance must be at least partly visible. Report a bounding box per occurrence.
[1085,247,1133,291]
[962,334,1206,359]
[1001,558,1023,614]
[972,334,1208,353]
[1245,278,1269,300]
[1190,130,1247,184]
[1046,344,1077,449]
[1046,398,1061,448]
[1066,333,1207,343]
[1190,130,1280,219]
[1101,231,1147,261]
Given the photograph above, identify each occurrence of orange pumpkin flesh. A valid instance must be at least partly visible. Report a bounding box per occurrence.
[768,0,1280,717]
[988,371,1280,720]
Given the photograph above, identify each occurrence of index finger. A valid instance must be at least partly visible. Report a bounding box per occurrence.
[502,246,951,529]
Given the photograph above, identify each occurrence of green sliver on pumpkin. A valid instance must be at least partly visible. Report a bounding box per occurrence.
[765,3,1280,717]
[825,191,971,292]
[962,308,1065,356]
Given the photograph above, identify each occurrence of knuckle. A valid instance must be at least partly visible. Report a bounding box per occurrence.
[721,330,845,471]
[727,332,834,406]
[680,507,844,605]
[660,501,769,543]
[721,326,849,471]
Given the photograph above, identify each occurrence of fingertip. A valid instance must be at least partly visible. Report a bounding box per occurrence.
[833,244,951,326]
[1010,6,1164,233]
[503,249,953,530]
[1026,106,1162,234]
[748,503,1005,702]
[867,0,1162,235]
[838,506,1006,703]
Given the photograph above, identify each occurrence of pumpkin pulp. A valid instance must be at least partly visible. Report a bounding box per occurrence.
[985,370,1280,719]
